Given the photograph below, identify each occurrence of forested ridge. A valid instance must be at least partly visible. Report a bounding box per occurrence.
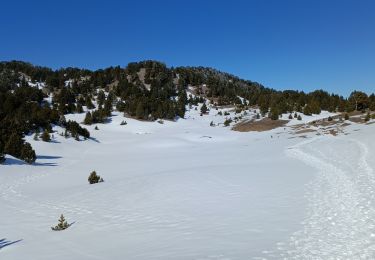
[0,60,374,164]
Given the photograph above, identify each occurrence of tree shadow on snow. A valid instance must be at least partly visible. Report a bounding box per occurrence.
[33,162,58,167]
[2,157,26,166]
[88,137,100,143]
[2,156,58,167]
[37,155,62,160]
[0,238,22,250]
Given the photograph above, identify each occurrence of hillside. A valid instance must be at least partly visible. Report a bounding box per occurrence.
[1,60,375,259]
[1,60,374,164]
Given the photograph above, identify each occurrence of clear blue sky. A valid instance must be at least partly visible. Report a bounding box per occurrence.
[1,0,374,96]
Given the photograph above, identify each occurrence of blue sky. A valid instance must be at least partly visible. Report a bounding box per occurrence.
[1,0,374,96]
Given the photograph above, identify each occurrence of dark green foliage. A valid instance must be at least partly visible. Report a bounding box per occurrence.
[297,115,302,120]
[88,171,104,184]
[51,214,70,231]
[65,120,90,139]
[0,152,5,164]
[269,106,279,120]
[224,118,232,127]
[94,125,99,130]
[84,112,93,125]
[200,103,208,114]
[344,113,349,120]
[365,113,370,122]
[328,116,333,121]
[288,113,293,119]
[41,130,51,142]
[349,91,369,111]
[20,142,36,164]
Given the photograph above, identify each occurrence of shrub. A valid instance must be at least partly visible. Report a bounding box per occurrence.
[200,103,208,114]
[365,113,370,122]
[297,115,302,120]
[41,130,51,142]
[88,171,104,184]
[344,113,349,120]
[51,214,70,231]
[224,118,232,127]
[288,114,293,119]
[120,120,127,125]
[328,116,333,121]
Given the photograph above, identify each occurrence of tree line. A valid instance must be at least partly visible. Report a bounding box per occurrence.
[1,60,374,163]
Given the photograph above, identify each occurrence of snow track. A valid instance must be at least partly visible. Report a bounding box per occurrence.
[277,136,375,259]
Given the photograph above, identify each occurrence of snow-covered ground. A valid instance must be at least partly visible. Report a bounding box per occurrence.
[1,107,374,259]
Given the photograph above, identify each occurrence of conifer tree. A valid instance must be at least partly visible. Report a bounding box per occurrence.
[41,130,51,142]
[136,102,144,119]
[4,133,24,159]
[88,171,104,184]
[51,214,70,231]
[84,111,93,125]
[200,103,208,114]
[20,142,36,164]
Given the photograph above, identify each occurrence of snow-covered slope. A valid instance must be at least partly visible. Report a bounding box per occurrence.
[1,107,374,259]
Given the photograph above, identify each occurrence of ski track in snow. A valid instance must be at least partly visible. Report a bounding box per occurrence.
[265,136,375,259]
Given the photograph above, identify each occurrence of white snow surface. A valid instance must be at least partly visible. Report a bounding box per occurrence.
[1,107,375,259]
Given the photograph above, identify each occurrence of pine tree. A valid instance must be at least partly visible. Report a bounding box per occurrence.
[20,142,36,164]
[51,214,70,231]
[365,112,370,122]
[136,102,144,119]
[41,130,51,142]
[200,103,208,114]
[4,133,24,159]
[88,171,104,184]
[84,112,93,125]
[288,113,293,119]
[297,114,302,120]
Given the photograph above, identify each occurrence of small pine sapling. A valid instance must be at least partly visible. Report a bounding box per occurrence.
[88,171,104,184]
[51,214,70,231]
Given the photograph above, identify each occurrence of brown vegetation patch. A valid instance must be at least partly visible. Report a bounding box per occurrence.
[295,128,317,134]
[233,118,289,132]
